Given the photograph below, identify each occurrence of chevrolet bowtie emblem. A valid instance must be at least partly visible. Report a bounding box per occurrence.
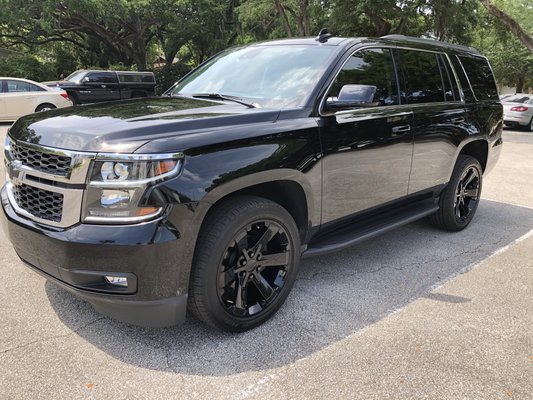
[12,160,23,171]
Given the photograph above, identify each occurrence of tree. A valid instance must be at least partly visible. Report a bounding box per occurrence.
[479,0,533,53]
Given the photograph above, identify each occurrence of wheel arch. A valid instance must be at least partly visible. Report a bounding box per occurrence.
[457,139,488,172]
[199,170,317,245]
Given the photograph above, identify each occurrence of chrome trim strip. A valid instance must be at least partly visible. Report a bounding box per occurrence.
[94,152,185,161]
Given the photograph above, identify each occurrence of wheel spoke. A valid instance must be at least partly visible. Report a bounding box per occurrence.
[260,251,290,267]
[251,223,279,253]
[218,268,236,289]
[464,188,479,198]
[233,230,248,253]
[463,169,477,187]
[251,273,275,301]
[234,276,248,314]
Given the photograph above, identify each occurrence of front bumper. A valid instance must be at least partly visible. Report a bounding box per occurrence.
[1,184,189,327]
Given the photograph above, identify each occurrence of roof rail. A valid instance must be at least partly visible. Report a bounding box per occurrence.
[380,34,479,54]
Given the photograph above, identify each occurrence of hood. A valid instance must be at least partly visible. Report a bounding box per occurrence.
[8,97,281,153]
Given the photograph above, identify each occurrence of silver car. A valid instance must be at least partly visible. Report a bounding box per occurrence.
[502,94,533,131]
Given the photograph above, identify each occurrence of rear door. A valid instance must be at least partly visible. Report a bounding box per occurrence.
[3,80,38,119]
[394,49,467,194]
[319,48,414,223]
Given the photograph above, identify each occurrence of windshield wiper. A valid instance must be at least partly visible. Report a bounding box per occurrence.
[191,93,257,108]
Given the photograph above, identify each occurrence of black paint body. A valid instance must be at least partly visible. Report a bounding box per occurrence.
[1,36,503,327]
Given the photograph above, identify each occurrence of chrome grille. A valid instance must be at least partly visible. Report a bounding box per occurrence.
[12,183,64,222]
[11,142,72,176]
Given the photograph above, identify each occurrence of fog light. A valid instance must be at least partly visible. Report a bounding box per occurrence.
[105,276,128,287]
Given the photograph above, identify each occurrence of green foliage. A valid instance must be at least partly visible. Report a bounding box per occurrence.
[0,0,531,91]
[154,63,192,94]
[0,54,56,81]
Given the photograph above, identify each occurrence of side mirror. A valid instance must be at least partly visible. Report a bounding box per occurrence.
[326,84,379,110]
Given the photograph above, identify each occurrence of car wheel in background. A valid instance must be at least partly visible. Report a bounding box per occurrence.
[35,104,57,112]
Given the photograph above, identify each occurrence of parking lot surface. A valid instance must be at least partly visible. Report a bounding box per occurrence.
[0,123,532,399]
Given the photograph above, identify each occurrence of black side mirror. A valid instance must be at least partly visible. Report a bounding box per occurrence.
[326,84,379,110]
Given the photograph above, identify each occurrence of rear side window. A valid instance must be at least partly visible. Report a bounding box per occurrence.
[449,56,475,102]
[395,49,445,104]
[328,48,399,106]
[86,72,117,84]
[118,73,155,83]
[457,56,498,101]
[6,80,45,92]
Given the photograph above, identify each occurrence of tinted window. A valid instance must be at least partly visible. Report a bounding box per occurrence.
[328,48,399,106]
[6,80,45,92]
[502,95,532,104]
[437,54,459,101]
[396,49,445,104]
[458,56,498,101]
[118,73,155,83]
[449,56,475,102]
[86,72,117,84]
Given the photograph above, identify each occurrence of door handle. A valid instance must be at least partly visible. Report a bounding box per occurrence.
[451,117,465,124]
[391,125,411,134]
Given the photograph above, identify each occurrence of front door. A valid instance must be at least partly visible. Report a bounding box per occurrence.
[320,48,414,224]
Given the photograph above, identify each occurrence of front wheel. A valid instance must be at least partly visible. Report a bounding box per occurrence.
[429,155,483,232]
[188,196,301,332]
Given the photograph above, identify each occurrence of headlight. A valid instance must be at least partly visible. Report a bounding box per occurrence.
[83,154,183,224]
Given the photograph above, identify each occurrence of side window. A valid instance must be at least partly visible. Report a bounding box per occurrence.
[6,80,42,93]
[86,72,117,84]
[449,56,475,102]
[327,48,399,106]
[0,80,4,93]
[30,84,45,92]
[395,49,445,104]
[437,54,459,101]
[457,56,498,101]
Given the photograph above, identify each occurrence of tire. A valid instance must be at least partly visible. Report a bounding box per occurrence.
[526,117,533,132]
[35,103,56,112]
[428,155,483,232]
[188,195,301,332]
[68,94,78,105]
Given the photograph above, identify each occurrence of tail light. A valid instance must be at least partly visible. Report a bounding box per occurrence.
[59,92,69,100]
[510,106,528,112]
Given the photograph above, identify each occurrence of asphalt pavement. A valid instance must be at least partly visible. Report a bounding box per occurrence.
[0,123,532,399]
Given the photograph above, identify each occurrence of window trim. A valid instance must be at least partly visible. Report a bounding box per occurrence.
[319,45,466,117]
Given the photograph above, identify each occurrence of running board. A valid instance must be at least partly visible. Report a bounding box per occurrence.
[302,199,438,259]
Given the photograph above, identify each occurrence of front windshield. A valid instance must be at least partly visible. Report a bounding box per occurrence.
[65,71,86,83]
[168,45,335,108]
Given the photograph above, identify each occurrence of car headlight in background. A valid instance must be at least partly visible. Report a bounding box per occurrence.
[83,154,183,224]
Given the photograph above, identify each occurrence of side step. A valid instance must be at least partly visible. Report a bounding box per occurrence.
[302,199,439,259]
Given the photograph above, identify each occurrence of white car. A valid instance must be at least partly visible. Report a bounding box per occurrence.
[0,77,73,122]
[502,93,533,132]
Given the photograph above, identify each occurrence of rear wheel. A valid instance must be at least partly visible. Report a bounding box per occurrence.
[35,103,56,112]
[429,155,482,231]
[188,196,300,332]
[527,117,533,132]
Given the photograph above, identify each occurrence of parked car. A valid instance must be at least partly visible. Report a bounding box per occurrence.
[1,33,502,332]
[0,77,72,122]
[502,93,533,131]
[43,70,156,105]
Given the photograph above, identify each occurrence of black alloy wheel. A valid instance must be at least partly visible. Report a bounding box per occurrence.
[429,155,483,231]
[188,196,300,332]
[453,165,480,222]
[218,220,291,318]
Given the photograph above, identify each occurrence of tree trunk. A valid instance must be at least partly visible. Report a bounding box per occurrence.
[479,0,533,53]
[274,0,293,37]
[516,76,524,93]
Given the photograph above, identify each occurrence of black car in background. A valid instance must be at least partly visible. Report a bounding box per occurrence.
[44,70,156,104]
[2,33,502,332]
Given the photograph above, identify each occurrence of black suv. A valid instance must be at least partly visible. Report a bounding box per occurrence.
[1,34,502,332]
[43,70,156,104]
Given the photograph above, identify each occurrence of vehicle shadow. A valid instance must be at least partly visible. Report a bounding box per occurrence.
[45,199,533,376]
